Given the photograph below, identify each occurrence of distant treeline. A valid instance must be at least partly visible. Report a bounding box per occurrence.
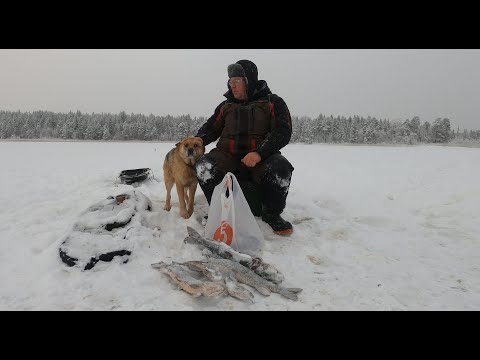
[1,110,479,145]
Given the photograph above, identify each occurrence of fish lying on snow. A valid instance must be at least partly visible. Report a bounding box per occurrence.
[184,226,285,284]
[151,261,224,298]
[183,258,302,301]
[151,261,254,301]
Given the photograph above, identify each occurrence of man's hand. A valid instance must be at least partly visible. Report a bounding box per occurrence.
[241,152,261,168]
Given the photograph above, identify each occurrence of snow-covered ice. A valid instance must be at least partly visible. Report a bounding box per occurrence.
[0,141,479,310]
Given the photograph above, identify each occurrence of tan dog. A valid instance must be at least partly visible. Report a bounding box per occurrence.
[163,136,205,218]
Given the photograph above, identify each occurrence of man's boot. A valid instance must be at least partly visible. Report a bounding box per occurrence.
[262,211,293,235]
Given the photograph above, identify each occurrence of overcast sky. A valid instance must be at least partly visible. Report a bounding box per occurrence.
[1,49,479,129]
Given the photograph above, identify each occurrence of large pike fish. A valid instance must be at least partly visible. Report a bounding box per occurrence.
[182,258,302,301]
[184,226,285,285]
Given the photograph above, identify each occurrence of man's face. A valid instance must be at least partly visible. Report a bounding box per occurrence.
[229,77,247,101]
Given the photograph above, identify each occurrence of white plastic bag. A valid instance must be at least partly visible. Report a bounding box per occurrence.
[205,172,264,253]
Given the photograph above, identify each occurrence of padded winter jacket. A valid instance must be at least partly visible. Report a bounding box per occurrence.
[196,80,292,160]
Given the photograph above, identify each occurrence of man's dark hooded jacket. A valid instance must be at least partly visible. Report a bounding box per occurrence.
[196,60,292,161]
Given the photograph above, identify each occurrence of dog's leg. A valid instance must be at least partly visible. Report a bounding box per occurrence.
[164,163,174,211]
[164,181,174,211]
[184,187,189,204]
[187,183,197,217]
[176,181,189,218]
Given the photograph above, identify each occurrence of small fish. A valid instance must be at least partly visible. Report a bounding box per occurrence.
[184,226,285,284]
[151,261,225,298]
[181,258,302,301]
